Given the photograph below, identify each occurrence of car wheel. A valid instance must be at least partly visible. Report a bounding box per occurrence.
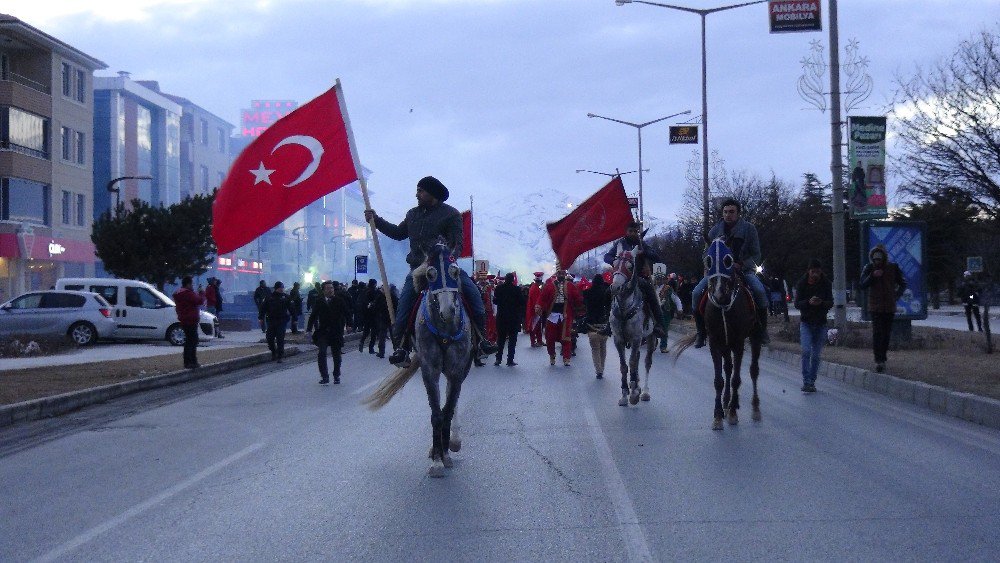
[167,323,186,346]
[68,322,98,346]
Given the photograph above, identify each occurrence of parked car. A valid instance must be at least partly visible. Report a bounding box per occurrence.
[55,278,218,346]
[0,290,117,345]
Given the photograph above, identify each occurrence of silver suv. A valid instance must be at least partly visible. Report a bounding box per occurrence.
[0,290,118,345]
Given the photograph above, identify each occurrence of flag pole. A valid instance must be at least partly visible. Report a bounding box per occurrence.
[470,195,476,270]
[334,78,395,322]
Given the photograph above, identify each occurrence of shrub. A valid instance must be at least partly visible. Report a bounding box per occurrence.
[0,334,77,358]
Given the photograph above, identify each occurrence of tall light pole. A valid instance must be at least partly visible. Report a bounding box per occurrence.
[615,0,767,237]
[587,109,691,223]
[329,233,353,267]
[291,225,325,280]
[575,168,647,177]
[106,175,152,217]
[827,0,848,331]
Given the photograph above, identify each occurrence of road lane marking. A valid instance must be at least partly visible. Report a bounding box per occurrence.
[352,377,381,396]
[578,388,654,561]
[32,442,266,563]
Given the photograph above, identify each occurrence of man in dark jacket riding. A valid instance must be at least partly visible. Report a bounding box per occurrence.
[364,176,497,367]
[603,221,667,338]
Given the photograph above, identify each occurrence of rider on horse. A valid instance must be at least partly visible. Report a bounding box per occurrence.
[691,199,769,348]
[602,220,667,339]
[364,176,498,367]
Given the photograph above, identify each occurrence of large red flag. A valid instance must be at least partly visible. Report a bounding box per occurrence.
[459,210,473,258]
[546,176,631,268]
[213,82,361,254]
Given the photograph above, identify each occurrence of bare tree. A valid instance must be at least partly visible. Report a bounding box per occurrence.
[891,27,1000,220]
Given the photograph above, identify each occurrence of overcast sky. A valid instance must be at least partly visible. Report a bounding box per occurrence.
[8,0,997,224]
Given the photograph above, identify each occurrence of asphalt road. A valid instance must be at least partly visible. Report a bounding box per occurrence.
[2,334,999,561]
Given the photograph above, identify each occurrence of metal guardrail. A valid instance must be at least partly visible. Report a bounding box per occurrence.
[0,71,51,95]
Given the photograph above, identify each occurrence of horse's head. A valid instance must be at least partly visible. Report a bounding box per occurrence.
[611,250,635,292]
[704,238,736,305]
[421,241,464,333]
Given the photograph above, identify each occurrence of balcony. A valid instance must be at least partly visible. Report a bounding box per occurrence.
[1,70,50,95]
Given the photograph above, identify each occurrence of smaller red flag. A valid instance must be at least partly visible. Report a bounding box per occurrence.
[546,176,632,268]
[460,210,473,258]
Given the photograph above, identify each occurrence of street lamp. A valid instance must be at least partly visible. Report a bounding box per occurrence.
[329,233,352,265]
[614,0,767,237]
[587,110,691,224]
[106,175,152,217]
[292,225,326,279]
[575,168,647,177]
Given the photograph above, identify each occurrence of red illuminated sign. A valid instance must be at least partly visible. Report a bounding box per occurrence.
[240,100,298,137]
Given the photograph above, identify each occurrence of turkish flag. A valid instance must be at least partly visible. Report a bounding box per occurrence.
[460,210,473,258]
[213,82,361,254]
[546,176,631,268]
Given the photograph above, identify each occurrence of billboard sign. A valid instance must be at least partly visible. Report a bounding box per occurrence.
[862,221,927,320]
[848,116,889,220]
[769,0,822,33]
[669,125,699,144]
[240,100,298,137]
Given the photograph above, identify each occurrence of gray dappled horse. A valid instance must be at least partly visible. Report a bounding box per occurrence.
[675,239,762,430]
[610,249,656,407]
[364,242,471,477]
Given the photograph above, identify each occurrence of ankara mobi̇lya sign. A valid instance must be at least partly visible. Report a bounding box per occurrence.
[848,116,889,221]
[768,0,822,33]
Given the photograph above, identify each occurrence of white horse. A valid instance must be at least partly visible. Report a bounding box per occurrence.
[609,250,656,407]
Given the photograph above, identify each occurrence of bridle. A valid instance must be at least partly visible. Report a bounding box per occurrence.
[419,243,466,347]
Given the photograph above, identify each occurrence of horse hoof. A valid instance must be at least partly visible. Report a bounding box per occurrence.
[428,447,435,459]
[727,414,739,426]
[712,419,724,431]
[629,392,640,405]
[752,411,762,422]
[442,454,454,468]
[618,396,628,407]
[640,392,651,402]
[449,438,462,452]
[428,463,445,478]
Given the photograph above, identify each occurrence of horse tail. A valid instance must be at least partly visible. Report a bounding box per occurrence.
[363,356,422,411]
[672,332,697,365]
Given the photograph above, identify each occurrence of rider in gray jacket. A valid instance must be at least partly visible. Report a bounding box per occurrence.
[691,199,769,347]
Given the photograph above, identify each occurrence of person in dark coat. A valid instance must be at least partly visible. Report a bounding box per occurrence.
[173,276,204,369]
[253,280,271,333]
[289,282,303,334]
[306,282,321,313]
[259,281,294,362]
[859,245,907,373]
[370,284,397,358]
[959,271,983,332]
[493,272,525,366]
[307,280,351,384]
[358,279,378,353]
[582,274,612,379]
[794,259,833,393]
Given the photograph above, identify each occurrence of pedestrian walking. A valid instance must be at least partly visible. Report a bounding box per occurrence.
[369,283,396,358]
[253,280,270,333]
[657,278,683,353]
[306,282,321,313]
[259,281,294,362]
[359,279,378,353]
[493,272,524,366]
[173,276,204,370]
[859,245,907,373]
[524,272,545,347]
[582,273,612,379]
[794,259,833,392]
[289,282,303,334]
[959,271,983,332]
[307,280,350,384]
[538,268,583,367]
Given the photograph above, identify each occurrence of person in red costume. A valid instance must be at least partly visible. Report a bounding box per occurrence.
[524,271,545,347]
[537,268,584,366]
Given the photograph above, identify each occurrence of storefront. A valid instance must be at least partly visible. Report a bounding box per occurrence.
[0,224,95,302]
[203,254,266,297]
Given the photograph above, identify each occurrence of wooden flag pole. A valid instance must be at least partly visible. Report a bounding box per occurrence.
[469,195,475,270]
[359,176,395,323]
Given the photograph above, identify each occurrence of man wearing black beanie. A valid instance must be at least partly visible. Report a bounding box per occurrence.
[364,176,498,367]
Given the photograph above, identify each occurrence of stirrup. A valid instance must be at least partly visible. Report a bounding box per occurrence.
[694,332,707,348]
[389,348,411,367]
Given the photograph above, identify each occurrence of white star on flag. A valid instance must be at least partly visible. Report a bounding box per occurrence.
[249,162,275,185]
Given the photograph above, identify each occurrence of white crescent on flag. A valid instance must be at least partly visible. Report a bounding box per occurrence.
[271,135,324,187]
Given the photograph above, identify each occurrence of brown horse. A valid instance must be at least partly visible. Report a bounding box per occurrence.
[675,239,762,430]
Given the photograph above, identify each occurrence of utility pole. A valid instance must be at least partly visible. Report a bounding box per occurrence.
[829,0,848,331]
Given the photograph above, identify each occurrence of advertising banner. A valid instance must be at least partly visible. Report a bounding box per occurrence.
[769,0,822,33]
[862,221,927,320]
[355,255,368,274]
[848,116,889,220]
[669,125,698,144]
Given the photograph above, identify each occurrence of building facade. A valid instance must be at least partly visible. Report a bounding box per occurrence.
[0,14,107,299]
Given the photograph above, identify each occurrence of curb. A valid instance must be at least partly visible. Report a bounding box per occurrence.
[764,347,1000,430]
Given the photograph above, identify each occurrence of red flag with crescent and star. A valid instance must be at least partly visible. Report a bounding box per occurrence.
[546,176,631,268]
[213,82,362,254]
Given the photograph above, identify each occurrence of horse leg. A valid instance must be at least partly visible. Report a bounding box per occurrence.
[712,348,725,430]
[640,338,654,402]
[628,344,641,405]
[721,351,733,414]
[440,375,465,469]
[728,346,744,426]
[750,340,762,422]
[617,342,629,407]
[421,372,446,477]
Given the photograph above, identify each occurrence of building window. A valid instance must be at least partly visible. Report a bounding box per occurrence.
[76,193,85,226]
[61,63,71,97]
[200,165,209,191]
[200,119,208,145]
[218,127,226,152]
[1,178,51,225]
[3,107,50,159]
[61,190,71,224]
[75,69,86,103]
[75,131,85,164]
[61,126,71,160]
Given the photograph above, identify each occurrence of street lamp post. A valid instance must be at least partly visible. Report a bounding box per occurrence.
[329,233,353,266]
[614,0,767,236]
[292,225,325,280]
[586,110,691,223]
[106,175,152,217]
[575,168,647,177]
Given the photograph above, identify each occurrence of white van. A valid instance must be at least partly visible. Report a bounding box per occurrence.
[55,278,218,345]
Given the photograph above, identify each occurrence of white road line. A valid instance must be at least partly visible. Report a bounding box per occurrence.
[578,391,654,562]
[352,377,381,396]
[32,442,266,563]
